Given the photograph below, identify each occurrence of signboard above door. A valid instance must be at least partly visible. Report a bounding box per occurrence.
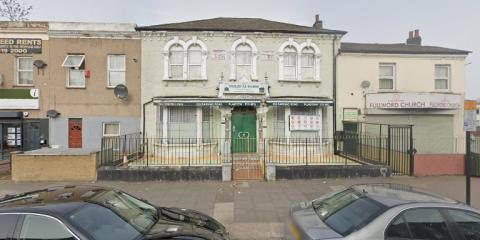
[218,82,269,97]
[0,38,42,54]
[366,92,462,109]
[0,89,40,109]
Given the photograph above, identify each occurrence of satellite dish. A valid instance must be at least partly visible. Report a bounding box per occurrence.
[46,109,60,118]
[361,80,371,89]
[114,84,128,101]
[33,60,47,69]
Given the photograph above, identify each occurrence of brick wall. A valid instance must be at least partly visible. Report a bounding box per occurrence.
[414,154,464,176]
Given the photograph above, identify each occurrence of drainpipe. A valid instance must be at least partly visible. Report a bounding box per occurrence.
[142,98,154,140]
[332,35,339,154]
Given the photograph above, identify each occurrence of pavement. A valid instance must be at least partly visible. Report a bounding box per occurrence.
[0,176,479,239]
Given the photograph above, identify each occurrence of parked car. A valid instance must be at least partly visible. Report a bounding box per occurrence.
[0,185,229,240]
[290,183,480,240]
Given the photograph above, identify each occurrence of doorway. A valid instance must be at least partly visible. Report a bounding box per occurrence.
[68,118,82,148]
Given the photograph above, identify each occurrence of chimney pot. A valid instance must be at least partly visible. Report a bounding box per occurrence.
[313,14,323,30]
[414,29,420,38]
[406,29,422,45]
[409,31,414,39]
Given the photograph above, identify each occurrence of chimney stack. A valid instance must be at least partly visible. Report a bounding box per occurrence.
[406,29,422,45]
[313,14,323,30]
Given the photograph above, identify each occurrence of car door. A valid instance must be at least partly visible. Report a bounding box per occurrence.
[0,214,20,240]
[444,209,480,240]
[16,214,78,240]
[385,208,460,240]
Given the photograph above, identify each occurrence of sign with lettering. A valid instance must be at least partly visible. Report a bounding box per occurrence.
[366,93,462,109]
[0,38,42,54]
[289,115,322,131]
[0,89,39,109]
[464,100,477,132]
[219,82,268,96]
[260,51,274,61]
[343,108,359,122]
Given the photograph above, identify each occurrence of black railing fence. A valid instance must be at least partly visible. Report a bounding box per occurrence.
[100,132,414,175]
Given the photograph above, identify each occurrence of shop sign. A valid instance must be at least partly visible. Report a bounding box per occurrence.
[464,100,477,132]
[343,108,359,122]
[0,89,39,109]
[157,100,260,107]
[366,92,462,109]
[267,101,332,107]
[289,115,322,131]
[220,82,267,95]
[0,38,42,54]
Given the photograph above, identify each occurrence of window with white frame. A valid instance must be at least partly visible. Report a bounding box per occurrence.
[103,122,120,137]
[379,63,395,90]
[156,105,164,140]
[16,57,33,85]
[283,46,297,80]
[107,55,126,87]
[62,55,85,88]
[188,44,202,79]
[168,107,197,143]
[202,107,213,142]
[273,107,285,139]
[235,43,252,81]
[301,47,315,80]
[169,44,184,79]
[435,64,450,90]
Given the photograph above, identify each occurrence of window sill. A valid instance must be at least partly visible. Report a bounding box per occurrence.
[13,84,34,87]
[432,90,453,93]
[106,85,126,89]
[66,86,86,89]
[278,79,322,83]
[377,89,397,93]
[163,78,208,81]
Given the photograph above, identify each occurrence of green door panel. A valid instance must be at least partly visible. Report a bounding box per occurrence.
[232,113,257,153]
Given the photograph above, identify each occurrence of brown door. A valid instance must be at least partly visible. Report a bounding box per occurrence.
[68,118,82,148]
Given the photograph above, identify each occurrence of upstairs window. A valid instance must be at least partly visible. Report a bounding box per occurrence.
[62,54,85,88]
[107,55,126,87]
[188,44,202,79]
[283,46,297,80]
[16,57,33,85]
[169,44,184,79]
[435,65,450,90]
[301,47,315,80]
[379,63,395,90]
[235,43,253,81]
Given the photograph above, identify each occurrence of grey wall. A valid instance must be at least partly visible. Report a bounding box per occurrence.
[49,116,140,150]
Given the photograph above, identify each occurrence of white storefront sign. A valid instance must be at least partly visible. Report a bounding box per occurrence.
[289,115,322,131]
[366,93,462,109]
[218,82,268,96]
[0,89,39,109]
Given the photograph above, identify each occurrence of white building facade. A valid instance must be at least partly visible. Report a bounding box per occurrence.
[337,30,470,156]
[139,17,345,156]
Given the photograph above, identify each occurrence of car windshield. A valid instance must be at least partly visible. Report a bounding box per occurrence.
[312,188,387,236]
[68,190,158,240]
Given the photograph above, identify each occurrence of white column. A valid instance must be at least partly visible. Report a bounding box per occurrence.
[278,53,284,80]
[182,51,188,80]
[163,52,169,80]
[162,107,168,143]
[285,107,291,139]
[196,107,202,143]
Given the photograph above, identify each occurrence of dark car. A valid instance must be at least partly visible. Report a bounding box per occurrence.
[290,183,480,240]
[0,185,229,240]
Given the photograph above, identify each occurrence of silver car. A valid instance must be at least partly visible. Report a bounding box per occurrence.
[290,183,480,240]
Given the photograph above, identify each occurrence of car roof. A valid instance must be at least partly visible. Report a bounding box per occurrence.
[0,185,112,216]
[351,183,461,208]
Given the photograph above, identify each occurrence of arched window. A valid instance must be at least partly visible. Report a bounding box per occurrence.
[301,47,315,80]
[235,43,252,81]
[169,44,184,79]
[283,46,297,80]
[187,44,202,79]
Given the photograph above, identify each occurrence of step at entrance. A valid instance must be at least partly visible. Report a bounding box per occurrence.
[232,153,264,180]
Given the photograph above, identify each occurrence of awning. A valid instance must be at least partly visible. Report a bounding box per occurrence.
[266,99,333,107]
[153,98,261,107]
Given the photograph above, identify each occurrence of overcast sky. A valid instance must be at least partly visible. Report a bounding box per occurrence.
[23,0,479,99]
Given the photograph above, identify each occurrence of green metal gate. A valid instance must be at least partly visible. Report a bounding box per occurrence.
[232,112,257,153]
